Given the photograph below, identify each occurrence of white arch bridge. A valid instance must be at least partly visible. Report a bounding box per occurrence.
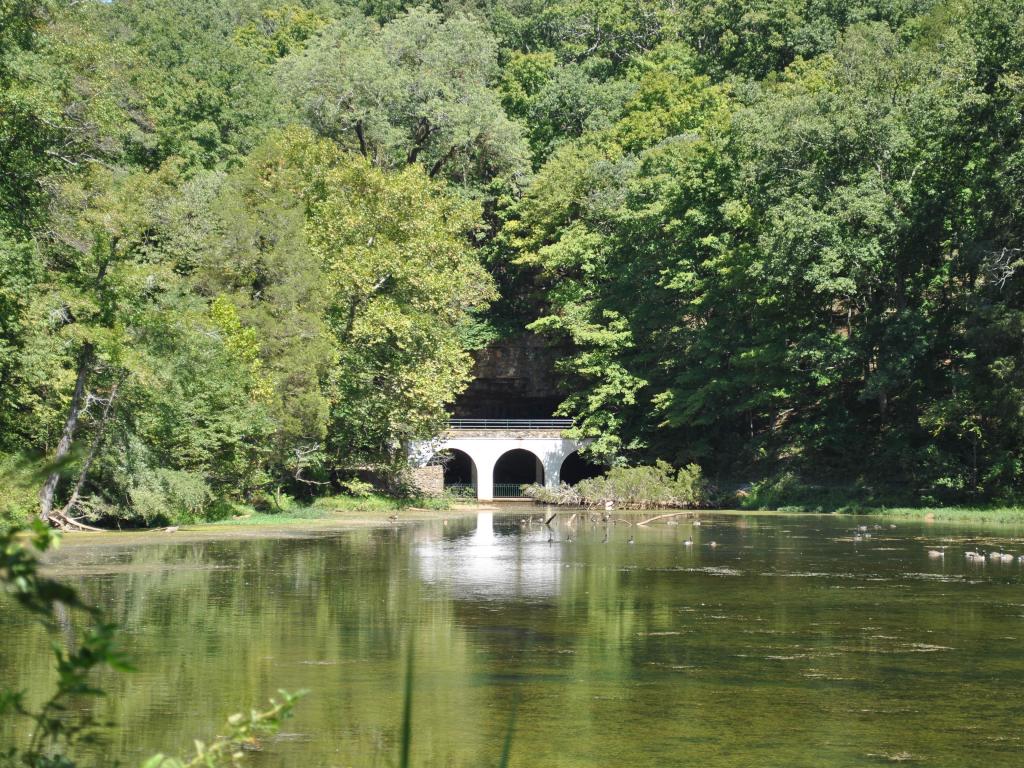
[409,419,592,501]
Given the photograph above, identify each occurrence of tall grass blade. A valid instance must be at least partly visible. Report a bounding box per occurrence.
[399,640,414,768]
[497,699,518,768]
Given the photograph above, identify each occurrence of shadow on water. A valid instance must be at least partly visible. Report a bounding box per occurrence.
[3,511,1024,766]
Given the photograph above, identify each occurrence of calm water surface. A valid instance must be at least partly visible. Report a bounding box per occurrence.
[3,511,1024,767]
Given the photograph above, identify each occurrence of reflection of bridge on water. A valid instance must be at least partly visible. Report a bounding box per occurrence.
[409,419,600,501]
[416,512,564,599]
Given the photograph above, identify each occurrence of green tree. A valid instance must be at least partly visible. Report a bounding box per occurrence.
[281,7,528,188]
[296,130,497,478]
[191,128,496,490]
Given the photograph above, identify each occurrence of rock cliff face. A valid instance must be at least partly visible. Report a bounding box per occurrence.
[452,334,565,418]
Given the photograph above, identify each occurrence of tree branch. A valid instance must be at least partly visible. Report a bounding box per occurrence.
[407,117,433,164]
[636,511,696,526]
[354,119,368,158]
[428,145,457,178]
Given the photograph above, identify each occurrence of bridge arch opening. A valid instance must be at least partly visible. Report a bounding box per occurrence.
[493,448,544,497]
[559,451,605,485]
[437,449,476,495]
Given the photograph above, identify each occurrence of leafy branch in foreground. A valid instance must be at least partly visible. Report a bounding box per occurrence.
[0,521,127,768]
[0,522,302,768]
[141,691,303,768]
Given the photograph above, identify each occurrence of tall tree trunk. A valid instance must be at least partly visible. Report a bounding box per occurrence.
[39,343,93,522]
[59,379,120,526]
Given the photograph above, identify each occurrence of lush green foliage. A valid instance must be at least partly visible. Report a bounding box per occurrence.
[524,462,704,508]
[0,0,496,526]
[5,0,1024,519]
[501,0,1024,506]
[281,7,527,185]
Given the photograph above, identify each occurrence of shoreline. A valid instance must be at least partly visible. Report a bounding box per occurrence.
[46,503,1024,549]
[51,506,460,548]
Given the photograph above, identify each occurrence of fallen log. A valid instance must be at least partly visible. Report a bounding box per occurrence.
[50,510,104,532]
[636,511,695,527]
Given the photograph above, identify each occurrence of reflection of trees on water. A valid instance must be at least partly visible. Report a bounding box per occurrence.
[0,516,746,766]
[0,516,805,768]
[6,516,1023,767]
[2,530,490,766]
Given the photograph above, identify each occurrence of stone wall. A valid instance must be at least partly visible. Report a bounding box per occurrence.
[409,465,444,496]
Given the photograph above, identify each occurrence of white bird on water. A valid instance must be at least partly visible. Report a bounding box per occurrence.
[683,537,693,547]
[927,549,944,558]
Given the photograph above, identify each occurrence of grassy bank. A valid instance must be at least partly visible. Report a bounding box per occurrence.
[206,493,452,526]
[41,494,462,546]
[209,494,1024,527]
[861,507,1024,523]
[732,474,1024,519]
[718,496,1024,523]
[691,506,1024,523]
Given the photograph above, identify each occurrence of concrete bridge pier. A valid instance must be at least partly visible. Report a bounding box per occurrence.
[467,440,570,501]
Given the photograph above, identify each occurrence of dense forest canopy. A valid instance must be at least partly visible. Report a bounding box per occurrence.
[2,0,1024,524]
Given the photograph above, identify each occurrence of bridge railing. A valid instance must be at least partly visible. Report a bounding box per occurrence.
[447,418,574,430]
[493,483,528,498]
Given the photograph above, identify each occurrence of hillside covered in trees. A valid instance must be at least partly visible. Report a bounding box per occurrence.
[3,0,1024,524]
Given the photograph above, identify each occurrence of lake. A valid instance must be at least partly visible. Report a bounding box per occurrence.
[3,510,1024,766]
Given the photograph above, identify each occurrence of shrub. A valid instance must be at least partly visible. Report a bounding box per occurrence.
[0,453,43,527]
[129,469,214,524]
[339,477,375,497]
[522,483,582,505]
[739,472,901,513]
[527,462,705,509]
[445,484,477,500]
